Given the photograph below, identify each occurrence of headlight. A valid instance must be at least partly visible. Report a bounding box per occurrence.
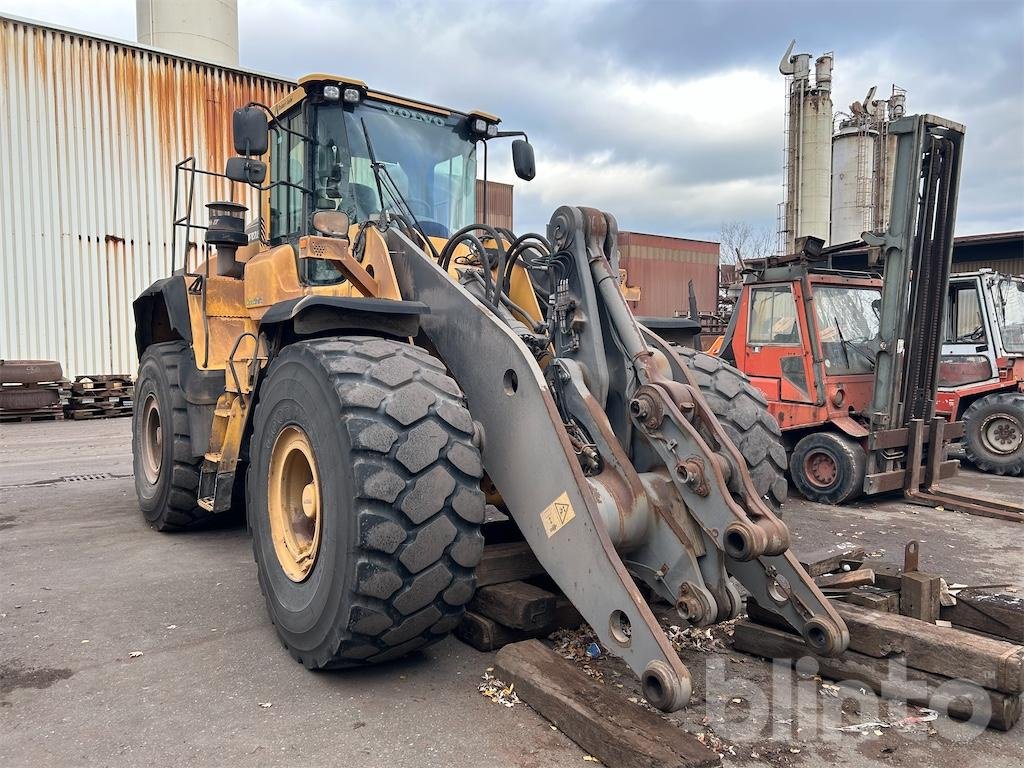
[938,355,992,387]
[472,118,489,135]
[342,87,362,104]
[323,85,340,101]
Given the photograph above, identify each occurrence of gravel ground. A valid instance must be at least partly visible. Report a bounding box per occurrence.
[1,418,1021,767]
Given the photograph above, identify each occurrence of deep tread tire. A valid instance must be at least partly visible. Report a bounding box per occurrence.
[790,432,866,505]
[248,337,485,668]
[673,346,789,508]
[963,392,1024,476]
[133,341,215,531]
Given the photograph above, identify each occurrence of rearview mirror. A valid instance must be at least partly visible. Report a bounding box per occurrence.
[232,106,269,156]
[312,210,351,239]
[225,156,267,185]
[512,139,535,181]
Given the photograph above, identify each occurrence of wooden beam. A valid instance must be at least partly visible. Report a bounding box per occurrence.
[815,568,875,590]
[732,621,1020,731]
[834,602,1024,694]
[456,599,582,652]
[495,640,719,767]
[475,542,544,586]
[901,572,942,622]
[798,546,866,577]
[941,589,1024,644]
[837,586,900,613]
[470,580,560,631]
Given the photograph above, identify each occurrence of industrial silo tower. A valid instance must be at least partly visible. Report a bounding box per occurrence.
[830,86,908,245]
[779,41,833,255]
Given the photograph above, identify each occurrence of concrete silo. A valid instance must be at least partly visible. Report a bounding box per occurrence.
[137,0,239,67]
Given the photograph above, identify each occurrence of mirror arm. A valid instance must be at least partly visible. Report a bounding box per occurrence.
[494,130,529,141]
[244,101,316,144]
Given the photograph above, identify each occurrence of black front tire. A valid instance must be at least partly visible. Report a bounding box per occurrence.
[132,341,214,531]
[790,432,866,505]
[673,347,789,508]
[248,337,486,668]
[962,392,1024,476]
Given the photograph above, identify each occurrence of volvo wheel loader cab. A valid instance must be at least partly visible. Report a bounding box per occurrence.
[939,271,1024,474]
[133,74,849,710]
[721,114,1023,521]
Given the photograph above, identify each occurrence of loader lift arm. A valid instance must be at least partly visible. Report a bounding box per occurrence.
[388,206,847,712]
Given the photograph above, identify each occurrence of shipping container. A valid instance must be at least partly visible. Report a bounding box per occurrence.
[617,231,720,316]
[0,14,292,377]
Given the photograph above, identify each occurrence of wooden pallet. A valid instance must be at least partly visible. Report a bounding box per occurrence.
[65,374,134,420]
[0,408,65,423]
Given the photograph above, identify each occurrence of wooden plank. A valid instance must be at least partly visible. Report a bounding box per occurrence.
[798,546,866,577]
[475,542,544,587]
[871,562,904,591]
[834,602,1024,694]
[942,590,1024,644]
[495,640,719,767]
[732,621,1020,731]
[456,599,583,652]
[470,581,559,631]
[815,569,875,590]
[838,586,900,613]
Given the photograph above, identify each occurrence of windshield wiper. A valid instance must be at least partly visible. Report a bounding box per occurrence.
[358,117,440,258]
[834,318,876,369]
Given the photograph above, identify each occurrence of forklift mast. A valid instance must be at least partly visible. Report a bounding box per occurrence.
[865,114,964,444]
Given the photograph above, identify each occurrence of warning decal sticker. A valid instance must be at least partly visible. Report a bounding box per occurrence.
[540,492,576,537]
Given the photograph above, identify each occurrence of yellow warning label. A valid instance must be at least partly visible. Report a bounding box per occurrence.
[540,492,576,537]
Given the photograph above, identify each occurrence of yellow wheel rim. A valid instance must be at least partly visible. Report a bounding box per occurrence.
[267,426,322,582]
[140,394,163,485]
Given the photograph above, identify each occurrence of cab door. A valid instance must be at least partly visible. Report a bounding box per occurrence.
[735,282,816,404]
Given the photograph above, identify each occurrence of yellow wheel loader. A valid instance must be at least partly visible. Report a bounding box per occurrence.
[132,74,846,710]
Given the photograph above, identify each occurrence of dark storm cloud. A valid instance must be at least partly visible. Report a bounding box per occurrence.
[3,0,1021,240]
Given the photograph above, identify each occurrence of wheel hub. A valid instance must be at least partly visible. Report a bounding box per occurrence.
[803,449,838,489]
[980,413,1023,456]
[140,394,163,484]
[268,426,323,582]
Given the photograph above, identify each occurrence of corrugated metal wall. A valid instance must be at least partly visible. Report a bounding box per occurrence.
[617,232,720,316]
[0,16,291,376]
[475,179,513,231]
[952,258,1024,275]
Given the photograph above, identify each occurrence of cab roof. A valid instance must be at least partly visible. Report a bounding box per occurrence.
[272,73,500,125]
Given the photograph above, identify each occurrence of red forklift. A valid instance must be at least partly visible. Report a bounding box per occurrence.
[719,114,1022,521]
[938,270,1024,475]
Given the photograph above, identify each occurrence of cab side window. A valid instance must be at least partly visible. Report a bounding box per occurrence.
[749,285,800,344]
[269,109,306,242]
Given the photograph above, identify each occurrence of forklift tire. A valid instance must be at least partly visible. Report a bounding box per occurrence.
[963,392,1024,476]
[247,337,486,668]
[133,341,217,531]
[673,347,789,508]
[790,432,866,505]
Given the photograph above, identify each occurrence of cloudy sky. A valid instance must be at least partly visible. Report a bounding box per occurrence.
[2,0,1021,240]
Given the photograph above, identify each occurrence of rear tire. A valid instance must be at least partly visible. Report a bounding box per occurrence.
[248,337,485,668]
[673,346,789,508]
[132,341,216,531]
[790,432,866,505]
[963,392,1024,476]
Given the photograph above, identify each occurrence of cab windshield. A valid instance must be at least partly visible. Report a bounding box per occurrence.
[813,285,881,374]
[314,100,477,237]
[993,277,1024,353]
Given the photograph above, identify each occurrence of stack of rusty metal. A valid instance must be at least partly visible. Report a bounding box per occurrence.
[0,360,68,423]
[65,375,134,420]
[733,543,1024,731]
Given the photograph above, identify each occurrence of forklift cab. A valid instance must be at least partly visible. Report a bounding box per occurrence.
[728,265,882,434]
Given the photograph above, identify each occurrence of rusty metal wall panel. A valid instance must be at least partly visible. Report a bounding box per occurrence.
[952,258,1024,276]
[0,16,292,376]
[617,232,720,316]
[475,179,513,230]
